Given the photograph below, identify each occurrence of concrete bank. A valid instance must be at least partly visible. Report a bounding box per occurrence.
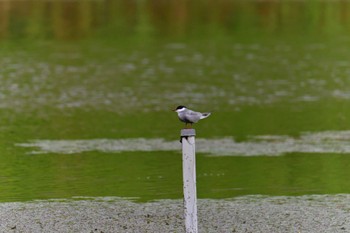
[0,195,349,233]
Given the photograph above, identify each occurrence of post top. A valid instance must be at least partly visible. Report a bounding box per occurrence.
[181,128,196,137]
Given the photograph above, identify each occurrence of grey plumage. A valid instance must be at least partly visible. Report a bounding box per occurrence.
[174,105,211,127]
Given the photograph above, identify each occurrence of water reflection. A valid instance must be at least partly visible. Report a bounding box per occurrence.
[15,130,350,156]
[1,0,350,39]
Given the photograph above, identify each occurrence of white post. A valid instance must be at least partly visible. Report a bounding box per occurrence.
[181,128,198,233]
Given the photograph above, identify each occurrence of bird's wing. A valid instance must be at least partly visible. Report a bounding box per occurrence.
[185,110,201,123]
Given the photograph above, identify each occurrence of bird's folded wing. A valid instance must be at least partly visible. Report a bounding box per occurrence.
[186,111,201,122]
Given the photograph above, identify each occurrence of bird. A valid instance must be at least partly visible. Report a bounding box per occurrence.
[173,105,211,128]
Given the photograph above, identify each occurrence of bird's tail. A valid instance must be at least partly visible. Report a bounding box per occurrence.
[200,112,211,119]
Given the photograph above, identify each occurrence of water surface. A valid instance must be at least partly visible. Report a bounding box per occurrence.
[1,0,350,202]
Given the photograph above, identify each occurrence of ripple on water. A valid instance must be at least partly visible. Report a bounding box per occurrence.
[16,130,350,156]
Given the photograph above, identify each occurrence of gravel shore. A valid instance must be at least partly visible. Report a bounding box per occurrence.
[0,195,349,233]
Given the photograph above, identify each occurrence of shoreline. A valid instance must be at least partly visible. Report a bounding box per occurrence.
[0,195,349,232]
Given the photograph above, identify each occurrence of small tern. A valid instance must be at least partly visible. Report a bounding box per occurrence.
[173,105,211,128]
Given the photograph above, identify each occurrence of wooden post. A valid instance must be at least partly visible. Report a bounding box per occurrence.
[181,128,198,233]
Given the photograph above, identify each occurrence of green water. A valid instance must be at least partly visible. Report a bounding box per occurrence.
[1,0,350,202]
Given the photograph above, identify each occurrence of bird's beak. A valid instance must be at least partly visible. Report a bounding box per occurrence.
[172,109,176,111]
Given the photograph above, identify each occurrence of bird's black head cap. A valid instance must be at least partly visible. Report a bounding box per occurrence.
[176,105,186,110]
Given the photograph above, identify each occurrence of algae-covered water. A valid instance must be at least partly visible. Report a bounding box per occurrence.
[1,0,350,202]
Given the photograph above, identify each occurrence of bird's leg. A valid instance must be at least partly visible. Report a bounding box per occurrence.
[185,123,192,129]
